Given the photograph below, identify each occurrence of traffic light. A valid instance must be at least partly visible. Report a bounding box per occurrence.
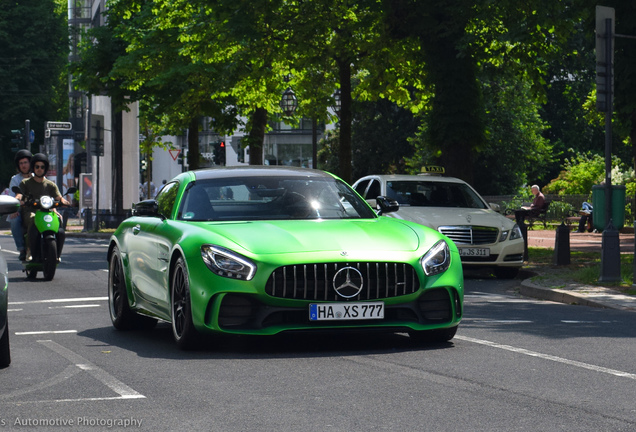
[10,129,24,151]
[213,141,226,166]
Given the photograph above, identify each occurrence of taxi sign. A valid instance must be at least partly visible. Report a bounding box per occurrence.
[420,166,445,174]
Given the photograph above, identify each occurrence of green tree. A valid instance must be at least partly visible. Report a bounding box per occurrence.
[0,0,68,186]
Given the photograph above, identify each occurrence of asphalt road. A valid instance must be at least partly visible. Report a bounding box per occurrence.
[1,235,635,431]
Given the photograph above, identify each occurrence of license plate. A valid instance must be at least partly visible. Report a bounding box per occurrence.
[458,247,490,257]
[309,302,384,321]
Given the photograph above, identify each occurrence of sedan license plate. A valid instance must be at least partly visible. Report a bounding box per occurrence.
[459,247,490,257]
[309,302,384,321]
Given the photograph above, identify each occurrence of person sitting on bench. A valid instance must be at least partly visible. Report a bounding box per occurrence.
[514,184,545,225]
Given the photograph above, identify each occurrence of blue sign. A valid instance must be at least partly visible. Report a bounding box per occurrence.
[29,129,35,143]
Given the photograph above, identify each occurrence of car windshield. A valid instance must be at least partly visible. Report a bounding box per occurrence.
[386,180,488,209]
[178,176,377,221]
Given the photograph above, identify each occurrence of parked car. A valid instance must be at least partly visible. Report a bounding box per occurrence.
[0,195,21,367]
[352,173,524,279]
[108,167,464,349]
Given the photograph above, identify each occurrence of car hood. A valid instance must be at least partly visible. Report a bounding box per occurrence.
[193,218,427,255]
[390,207,515,230]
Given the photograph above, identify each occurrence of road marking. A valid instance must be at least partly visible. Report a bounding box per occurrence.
[48,304,101,309]
[561,320,613,324]
[15,330,77,335]
[1,340,145,404]
[456,335,636,380]
[38,340,145,401]
[10,296,107,305]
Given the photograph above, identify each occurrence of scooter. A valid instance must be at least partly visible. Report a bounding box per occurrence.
[12,186,76,281]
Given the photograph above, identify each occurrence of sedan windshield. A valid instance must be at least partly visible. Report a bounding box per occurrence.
[178,176,377,221]
[386,180,488,209]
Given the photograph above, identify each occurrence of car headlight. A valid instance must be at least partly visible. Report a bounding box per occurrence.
[201,245,256,280]
[509,224,523,241]
[39,195,54,210]
[500,230,509,242]
[421,240,451,276]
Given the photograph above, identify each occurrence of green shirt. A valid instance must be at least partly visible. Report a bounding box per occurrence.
[19,177,61,201]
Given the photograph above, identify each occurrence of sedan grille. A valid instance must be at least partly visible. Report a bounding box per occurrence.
[438,225,498,245]
[265,262,420,301]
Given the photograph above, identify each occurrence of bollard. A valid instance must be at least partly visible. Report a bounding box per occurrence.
[83,208,93,232]
[553,222,570,265]
[519,222,528,261]
[599,219,620,282]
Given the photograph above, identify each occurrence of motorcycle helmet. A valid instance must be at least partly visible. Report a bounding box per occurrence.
[14,149,33,169]
[31,153,50,174]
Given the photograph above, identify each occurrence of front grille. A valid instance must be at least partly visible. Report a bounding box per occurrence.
[439,225,499,245]
[265,262,420,301]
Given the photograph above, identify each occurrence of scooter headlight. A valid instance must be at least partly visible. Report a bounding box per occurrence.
[39,195,54,210]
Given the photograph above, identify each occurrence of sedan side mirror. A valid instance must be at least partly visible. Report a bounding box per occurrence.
[376,196,400,215]
[490,203,501,213]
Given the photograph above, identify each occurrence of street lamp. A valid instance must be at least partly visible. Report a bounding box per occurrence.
[280,87,298,116]
[333,89,341,118]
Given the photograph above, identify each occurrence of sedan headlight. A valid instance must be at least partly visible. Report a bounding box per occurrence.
[201,245,256,280]
[39,195,54,210]
[421,240,451,276]
[509,224,523,241]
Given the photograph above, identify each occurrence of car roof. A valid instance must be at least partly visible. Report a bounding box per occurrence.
[192,166,336,181]
[357,174,468,184]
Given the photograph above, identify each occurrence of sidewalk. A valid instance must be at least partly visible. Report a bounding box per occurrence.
[522,229,636,312]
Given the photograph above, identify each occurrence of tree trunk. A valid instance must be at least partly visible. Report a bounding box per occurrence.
[248,108,267,165]
[337,60,352,183]
[188,117,199,170]
[111,108,123,216]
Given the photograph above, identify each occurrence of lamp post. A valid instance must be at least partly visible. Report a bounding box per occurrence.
[280,87,298,117]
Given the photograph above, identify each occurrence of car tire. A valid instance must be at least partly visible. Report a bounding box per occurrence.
[0,324,11,368]
[42,237,57,281]
[409,325,458,344]
[171,257,199,350]
[494,267,519,279]
[108,247,157,330]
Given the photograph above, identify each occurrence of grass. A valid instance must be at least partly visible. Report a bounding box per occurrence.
[526,247,635,292]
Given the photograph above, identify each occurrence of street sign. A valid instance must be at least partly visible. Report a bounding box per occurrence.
[46,121,73,130]
[169,149,181,161]
[596,6,614,112]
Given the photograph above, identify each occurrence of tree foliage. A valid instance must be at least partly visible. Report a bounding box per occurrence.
[0,0,68,187]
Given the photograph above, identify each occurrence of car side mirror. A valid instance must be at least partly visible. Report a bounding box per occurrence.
[490,203,501,213]
[376,196,399,215]
[133,199,159,217]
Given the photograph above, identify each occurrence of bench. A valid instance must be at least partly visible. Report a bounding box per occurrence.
[525,200,550,229]
[565,210,593,232]
[505,201,551,229]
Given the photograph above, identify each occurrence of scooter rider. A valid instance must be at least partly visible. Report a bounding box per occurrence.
[7,150,32,261]
[14,153,70,262]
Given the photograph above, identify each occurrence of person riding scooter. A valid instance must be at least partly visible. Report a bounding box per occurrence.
[14,153,70,262]
[8,149,32,261]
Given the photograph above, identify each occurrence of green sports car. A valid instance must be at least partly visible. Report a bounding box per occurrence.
[107,167,463,349]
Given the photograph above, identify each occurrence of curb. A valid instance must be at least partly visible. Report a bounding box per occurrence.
[519,278,636,311]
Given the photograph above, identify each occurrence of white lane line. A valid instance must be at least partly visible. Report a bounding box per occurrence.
[48,304,101,309]
[38,340,145,400]
[15,330,77,335]
[456,335,636,380]
[10,296,107,305]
